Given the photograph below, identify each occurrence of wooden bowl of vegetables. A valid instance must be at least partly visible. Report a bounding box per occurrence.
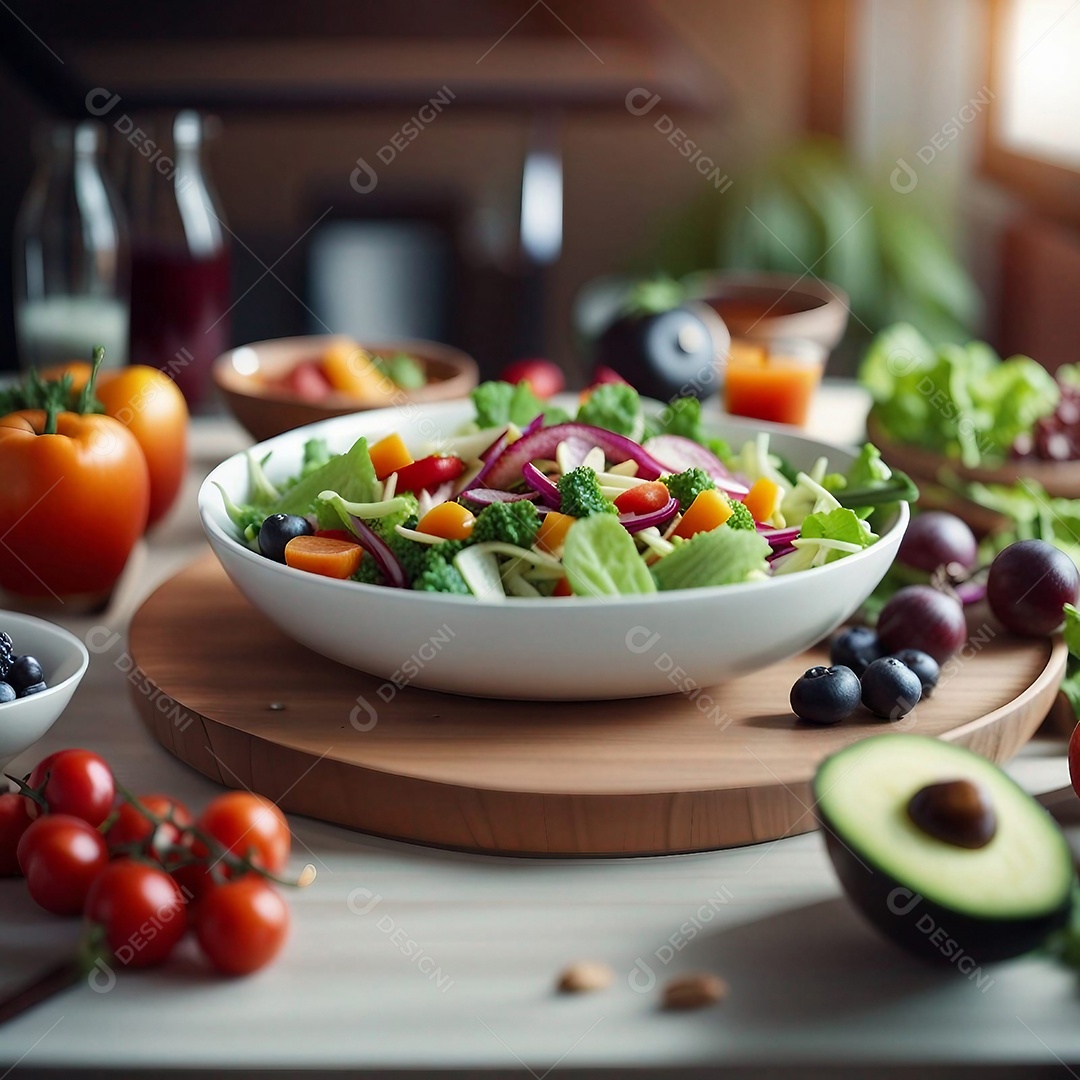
[213,335,479,443]
[861,323,1080,532]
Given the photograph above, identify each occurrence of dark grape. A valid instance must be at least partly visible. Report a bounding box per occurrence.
[876,585,967,663]
[790,665,861,726]
[892,648,941,697]
[897,512,977,573]
[829,626,881,676]
[987,539,1080,637]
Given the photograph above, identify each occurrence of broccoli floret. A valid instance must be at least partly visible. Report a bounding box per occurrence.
[557,467,616,518]
[352,553,386,586]
[370,494,420,538]
[470,500,541,547]
[660,468,715,513]
[575,383,643,438]
[413,556,471,594]
[725,498,756,531]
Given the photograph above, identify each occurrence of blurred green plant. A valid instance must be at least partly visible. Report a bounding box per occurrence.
[645,138,981,346]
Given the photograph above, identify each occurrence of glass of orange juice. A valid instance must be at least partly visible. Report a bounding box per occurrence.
[723,338,826,427]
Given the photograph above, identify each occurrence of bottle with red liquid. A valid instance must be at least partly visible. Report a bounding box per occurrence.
[126,111,230,408]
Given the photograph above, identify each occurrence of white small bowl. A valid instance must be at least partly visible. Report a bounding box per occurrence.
[0,612,89,772]
[199,398,907,700]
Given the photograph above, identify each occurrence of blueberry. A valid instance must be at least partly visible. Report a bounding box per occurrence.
[17,682,47,698]
[861,657,922,720]
[7,656,43,693]
[829,626,881,676]
[790,665,862,725]
[0,682,15,704]
[892,649,940,697]
[0,632,13,680]
[258,514,314,563]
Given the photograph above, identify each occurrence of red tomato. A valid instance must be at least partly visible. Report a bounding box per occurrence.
[28,749,115,826]
[195,877,290,975]
[393,455,465,494]
[500,359,565,399]
[171,860,219,908]
[106,795,192,859]
[614,482,672,516]
[552,577,573,597]
[197,792,290,874]
[590,366,630,387]
[282,361,333,403]
[17,815,109,915]
[84,859,188,968]
[0,793,33,877]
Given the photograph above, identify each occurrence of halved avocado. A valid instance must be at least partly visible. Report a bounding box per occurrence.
[815,734,1075,963]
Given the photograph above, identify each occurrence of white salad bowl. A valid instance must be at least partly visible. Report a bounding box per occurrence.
[199,399,908,700]
[0,612,90,771]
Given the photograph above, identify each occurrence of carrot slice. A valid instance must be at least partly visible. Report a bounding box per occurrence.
[284,535,363,579]
[536,511,576,554]
[369,433,414,480]
[743,478,781,523]
[417,501,475,541]
[672,489,732,540]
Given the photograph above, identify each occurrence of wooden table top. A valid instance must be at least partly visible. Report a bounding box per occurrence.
[2,388,1079,1078]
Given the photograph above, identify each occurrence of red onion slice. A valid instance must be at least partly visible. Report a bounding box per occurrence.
[618,497,679,534]
[642,435,749,497]
[522,462,561,508]
[344,514,408,588]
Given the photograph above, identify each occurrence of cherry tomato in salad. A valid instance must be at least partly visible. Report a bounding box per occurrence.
[197,792,290,874]
[17,814,109,915]
[28,748,115,826]
[393,455,465,494]
[500,359,565,399]
[195,876,290,975]
[614,482,671,516]
[106,794,192,858]
[84,859,188,967]
[0,793,33,877]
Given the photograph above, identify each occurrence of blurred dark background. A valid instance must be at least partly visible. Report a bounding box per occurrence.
[1,0,1078,383]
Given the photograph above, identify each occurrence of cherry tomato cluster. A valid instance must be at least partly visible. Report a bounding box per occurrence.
[2,748,298,977]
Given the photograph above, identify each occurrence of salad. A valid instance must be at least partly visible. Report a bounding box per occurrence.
[216,381,916,600]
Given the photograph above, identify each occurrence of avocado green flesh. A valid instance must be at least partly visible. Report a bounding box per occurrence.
[815,735,1074,922]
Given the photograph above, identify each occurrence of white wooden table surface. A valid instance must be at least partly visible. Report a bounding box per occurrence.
[2,384,1079,1079]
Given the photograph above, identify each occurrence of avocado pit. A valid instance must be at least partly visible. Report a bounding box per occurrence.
[907,778,997,850]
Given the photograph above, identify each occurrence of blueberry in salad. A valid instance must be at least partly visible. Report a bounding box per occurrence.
[216,382,916,600]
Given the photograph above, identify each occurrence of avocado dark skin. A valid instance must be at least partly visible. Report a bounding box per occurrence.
[818,810,1073,964]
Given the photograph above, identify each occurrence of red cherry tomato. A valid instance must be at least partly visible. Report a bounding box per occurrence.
[28,748,115,826]
[0,793,34,877]
[17,814,109,915]
[106,795,192,859]
[590,366,630,388]
[500,359,566,399]
[195,876,290,975]
[282,360,333,403]
[614,482,672,516]
[171,860,219,908]
[84,859,188,968]
[393,455,465,494]
[197,792,290,874]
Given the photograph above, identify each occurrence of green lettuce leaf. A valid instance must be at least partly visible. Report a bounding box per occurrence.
[562,513,656,596]
[650,527,770,591]
[575,383,643,438]
[471,380,568,429]
[272,436,380,519]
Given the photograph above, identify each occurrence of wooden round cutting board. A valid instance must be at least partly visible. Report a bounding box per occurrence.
[128,557,1067,857]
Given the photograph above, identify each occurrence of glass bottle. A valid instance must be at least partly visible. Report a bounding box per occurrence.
[126,110,231,408]
[14,121,130,371]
